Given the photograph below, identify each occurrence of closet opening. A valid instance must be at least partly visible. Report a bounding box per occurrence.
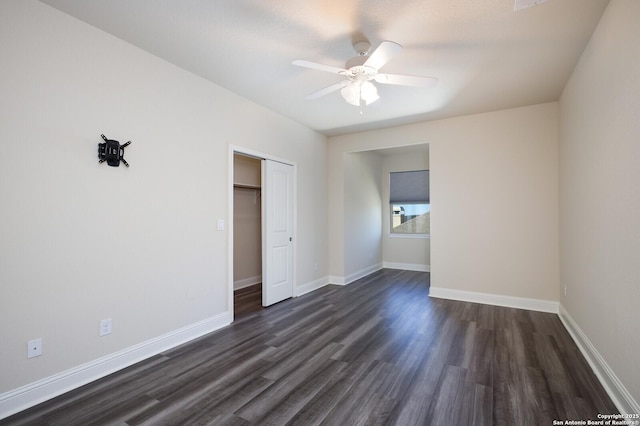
[232,153,264,318]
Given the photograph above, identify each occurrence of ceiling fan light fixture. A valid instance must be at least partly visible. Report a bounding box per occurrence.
[340,82,359,106]
[360,81,379,104]
[341,80,379,106]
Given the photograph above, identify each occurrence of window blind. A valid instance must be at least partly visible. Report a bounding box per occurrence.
[389,170,429,203]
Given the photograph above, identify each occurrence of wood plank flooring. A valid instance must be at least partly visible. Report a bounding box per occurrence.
[233,284,264,318]
[2,269,617,425]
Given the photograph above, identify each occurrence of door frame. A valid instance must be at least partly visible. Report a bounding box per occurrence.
[228,145,297,319]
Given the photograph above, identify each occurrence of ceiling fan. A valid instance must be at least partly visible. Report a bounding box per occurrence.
[292,38,438,109]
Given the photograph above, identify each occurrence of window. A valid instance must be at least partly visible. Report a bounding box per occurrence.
[389,170,429,235]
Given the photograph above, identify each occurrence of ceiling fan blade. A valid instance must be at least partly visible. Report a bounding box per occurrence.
[292,59,347,75]
[374,73,438,88]
[364,41,402,70]
[305,79,351,100]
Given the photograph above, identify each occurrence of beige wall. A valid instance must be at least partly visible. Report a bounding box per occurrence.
[329,102,559,302]
[559,0,640,409]
[430,104,559,300]
[381,150,430,270]
[233,155,261,289]
[341,151,383,282]
[0,0,328,397]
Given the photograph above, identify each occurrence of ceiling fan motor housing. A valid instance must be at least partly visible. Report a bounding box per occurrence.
[344,56,377,81]
[352,40,371,55]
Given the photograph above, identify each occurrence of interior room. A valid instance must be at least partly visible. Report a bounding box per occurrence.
[1,0,638,423]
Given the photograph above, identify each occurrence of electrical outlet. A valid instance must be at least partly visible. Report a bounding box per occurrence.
[27,338,42,358]
[564,285,567,297]
[100,318,112,336]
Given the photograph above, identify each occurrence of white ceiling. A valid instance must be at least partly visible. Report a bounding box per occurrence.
[41,0,609,136]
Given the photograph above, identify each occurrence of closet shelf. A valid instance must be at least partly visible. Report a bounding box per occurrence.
[234,183,261,190]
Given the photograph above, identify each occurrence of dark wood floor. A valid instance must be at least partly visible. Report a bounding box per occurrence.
[233,283,264,318]
[3,269,617,425]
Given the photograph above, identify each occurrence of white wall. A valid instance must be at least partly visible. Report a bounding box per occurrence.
[381,150,430,270]
[341,151,383,283]
[559,0,640,411]
[329,102,559,303]
[0,0,328,406]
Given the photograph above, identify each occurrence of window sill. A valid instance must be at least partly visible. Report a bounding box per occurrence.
[387,233,430,239]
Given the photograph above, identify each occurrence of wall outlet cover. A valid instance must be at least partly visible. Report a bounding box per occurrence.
[27,338,42,358]
[100,318,113,336]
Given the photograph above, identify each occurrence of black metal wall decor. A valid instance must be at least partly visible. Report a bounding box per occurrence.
[98,134,131,167]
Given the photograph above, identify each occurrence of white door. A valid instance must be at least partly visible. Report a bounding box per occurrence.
[262,159,294,306]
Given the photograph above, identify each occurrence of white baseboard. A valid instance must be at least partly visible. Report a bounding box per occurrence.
[329,275,345,285]
[296,276,330,297]
[234,275,261,290]
[558,304,639,415]
[0,312,232,420]
[383,262,430,272]
[428,286,559,313]
[330,263,383,286]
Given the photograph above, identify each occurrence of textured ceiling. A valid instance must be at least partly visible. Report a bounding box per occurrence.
[41,0,609,136]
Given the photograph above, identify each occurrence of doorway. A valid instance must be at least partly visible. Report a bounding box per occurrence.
[232,153,263,317]
[230,147,296,320]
